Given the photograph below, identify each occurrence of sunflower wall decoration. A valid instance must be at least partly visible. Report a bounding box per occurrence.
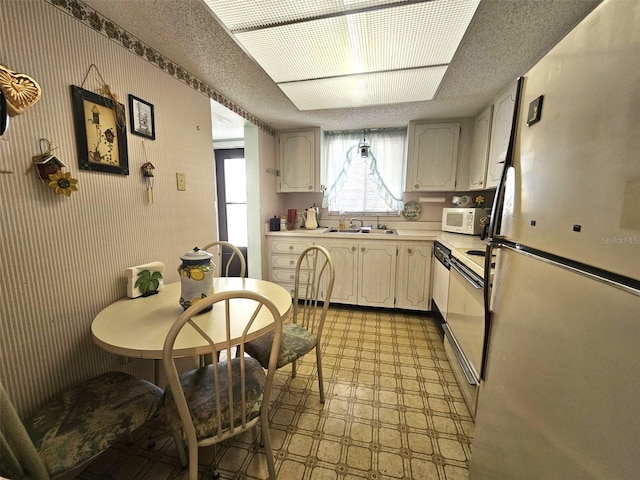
[30,140,78,197]
[47,169,79,197]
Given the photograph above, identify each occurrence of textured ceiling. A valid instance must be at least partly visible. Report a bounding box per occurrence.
[80,0,600,135]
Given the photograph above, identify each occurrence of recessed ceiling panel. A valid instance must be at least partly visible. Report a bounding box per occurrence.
[235,1,480,83]
[203,0,481,110]
[278,66,448,110]
[203,0,409,32]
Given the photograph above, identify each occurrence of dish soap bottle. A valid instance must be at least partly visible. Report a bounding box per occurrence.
[338,210,346,231]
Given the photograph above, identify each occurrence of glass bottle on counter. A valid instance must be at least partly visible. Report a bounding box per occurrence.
[338,210,346,231]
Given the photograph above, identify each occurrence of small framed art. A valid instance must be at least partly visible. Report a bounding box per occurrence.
[71,85,129,175]
[129,94,155,140]
[527,95,543,126]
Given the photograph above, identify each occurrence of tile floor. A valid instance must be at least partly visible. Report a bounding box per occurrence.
[76,305,473,480]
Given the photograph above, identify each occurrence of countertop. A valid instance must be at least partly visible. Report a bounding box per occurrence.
[266,227,489,275]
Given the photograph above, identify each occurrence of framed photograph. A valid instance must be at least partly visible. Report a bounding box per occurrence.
[527,95,543,126]
[128,94,155,140]
[71,85,129,175]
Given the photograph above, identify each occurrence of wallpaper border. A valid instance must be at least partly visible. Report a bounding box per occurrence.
[46,0,275,136]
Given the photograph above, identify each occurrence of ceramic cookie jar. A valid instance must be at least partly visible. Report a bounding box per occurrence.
[178,247,215,311]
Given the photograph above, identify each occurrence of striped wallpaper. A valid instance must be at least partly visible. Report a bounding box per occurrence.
[1,0,219,416]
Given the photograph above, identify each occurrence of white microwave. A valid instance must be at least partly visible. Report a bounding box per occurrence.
[442,208,486,235]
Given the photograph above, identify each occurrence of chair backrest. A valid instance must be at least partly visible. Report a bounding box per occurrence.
[0,384,50,480]
[162,290,282,444]
[203,241,246,277]
[293,245,335,338]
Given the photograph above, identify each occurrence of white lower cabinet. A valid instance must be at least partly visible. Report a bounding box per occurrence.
[357,243,397,308]
[322,240,358,304]
[269,236,432,311]
[322,239,396,307]
[395,242,433,310]
[268,238,314,297]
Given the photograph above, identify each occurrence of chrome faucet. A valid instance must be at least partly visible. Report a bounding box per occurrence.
[349,218,364,229]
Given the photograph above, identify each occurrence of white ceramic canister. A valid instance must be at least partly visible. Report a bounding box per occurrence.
[177,247,215,311]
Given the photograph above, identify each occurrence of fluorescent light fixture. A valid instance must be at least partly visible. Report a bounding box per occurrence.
[204,0,481,110]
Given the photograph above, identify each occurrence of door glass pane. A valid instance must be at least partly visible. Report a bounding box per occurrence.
[226,204,248,246]
[224,158,246,203]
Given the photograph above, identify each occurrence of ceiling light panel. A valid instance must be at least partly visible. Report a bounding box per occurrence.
[234,1,480,83]
[203,0,413,32]
[278,66,448,110]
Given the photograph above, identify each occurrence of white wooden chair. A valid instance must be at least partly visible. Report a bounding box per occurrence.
[162,290,282,480]
[202,241,246,278]
[245,245,335,403]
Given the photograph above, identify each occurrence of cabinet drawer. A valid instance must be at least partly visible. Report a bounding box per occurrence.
[270,241,312,254]
[270,255,299,268]
[270,281,296,297]
[270,269,309,283]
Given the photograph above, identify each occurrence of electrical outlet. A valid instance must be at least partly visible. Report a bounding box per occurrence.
[176,172,186,191]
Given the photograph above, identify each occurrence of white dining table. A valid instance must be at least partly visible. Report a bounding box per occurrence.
[91,278,292,382]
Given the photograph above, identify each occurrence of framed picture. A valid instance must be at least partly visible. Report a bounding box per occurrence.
[527,95,544,126]
[128,94,155,140]
[71,85,129,175]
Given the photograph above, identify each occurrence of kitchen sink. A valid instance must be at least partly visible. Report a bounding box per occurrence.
[324,227,397,235]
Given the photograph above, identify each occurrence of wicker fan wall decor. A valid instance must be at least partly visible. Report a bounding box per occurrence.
[0,65,42,117]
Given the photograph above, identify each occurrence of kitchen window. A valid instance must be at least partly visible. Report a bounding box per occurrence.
[322,128,406,214]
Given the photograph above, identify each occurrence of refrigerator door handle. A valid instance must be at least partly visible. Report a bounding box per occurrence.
[480,242,496,380]
[488,76,525,240]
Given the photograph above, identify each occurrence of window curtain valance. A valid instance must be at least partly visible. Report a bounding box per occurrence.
[322,128,406,213]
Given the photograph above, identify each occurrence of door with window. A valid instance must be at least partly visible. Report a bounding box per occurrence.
[215,148,247,276]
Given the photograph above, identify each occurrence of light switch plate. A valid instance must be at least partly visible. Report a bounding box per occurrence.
[176,172,186,191]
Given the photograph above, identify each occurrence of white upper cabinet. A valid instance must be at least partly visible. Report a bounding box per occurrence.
[466,106,493,191]
[486,84,517,188]
[406,122,460,192]
[277,128,321,192]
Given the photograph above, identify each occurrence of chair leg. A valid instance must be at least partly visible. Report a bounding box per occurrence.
[291,359,297,378]
[211,444,220,479]
[316,347,325,404]
[171,428,188,468]
[261,408,277,480]
[188,442,199,480]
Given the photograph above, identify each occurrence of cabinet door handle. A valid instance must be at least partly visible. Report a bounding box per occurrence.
[351,247,356,252]
[289,246,293,250]
[308,186,312,190]
[408,248,413,254]
[361,247,365,252]
[290,274,294,280]
[289,260,294,265]
[414,184,419,188]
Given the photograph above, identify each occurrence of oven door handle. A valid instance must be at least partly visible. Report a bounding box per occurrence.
[444,325,478,386]
[450,259,483,289]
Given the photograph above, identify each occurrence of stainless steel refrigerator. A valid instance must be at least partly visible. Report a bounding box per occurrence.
[470,1,640,478]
